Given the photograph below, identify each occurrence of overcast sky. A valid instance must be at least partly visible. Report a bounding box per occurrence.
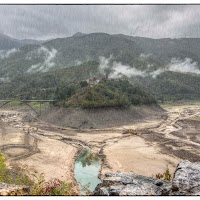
[0,5,200,40]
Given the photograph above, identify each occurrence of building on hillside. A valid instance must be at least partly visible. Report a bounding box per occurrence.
[85,75,106,85]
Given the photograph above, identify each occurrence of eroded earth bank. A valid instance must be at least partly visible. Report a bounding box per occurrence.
[0,103,200,194]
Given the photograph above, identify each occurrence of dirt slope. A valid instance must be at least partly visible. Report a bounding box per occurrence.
[39,105,165,129]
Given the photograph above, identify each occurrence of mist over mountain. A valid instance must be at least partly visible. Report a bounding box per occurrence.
[2,32,200,76]
[1,32,200,101]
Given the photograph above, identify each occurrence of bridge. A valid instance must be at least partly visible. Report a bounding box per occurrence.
[0,100,56,116]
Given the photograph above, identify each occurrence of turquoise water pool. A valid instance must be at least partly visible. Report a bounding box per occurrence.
[74,149,101,195]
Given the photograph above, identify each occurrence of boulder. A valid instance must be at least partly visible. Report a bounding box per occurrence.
[172,160,200,195]
[92,171,172,196]
[0,182,30,196]
[93,160,200,196]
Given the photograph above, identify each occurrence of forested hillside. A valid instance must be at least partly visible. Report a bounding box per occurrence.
[0,32,200,102]
[58,80,157,108]
[0,33,44,50]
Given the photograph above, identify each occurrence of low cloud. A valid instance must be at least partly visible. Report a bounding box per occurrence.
[139,53,152,60]
[167,58,200,74]
[99,56,146,78]
[149,68,165,78]
[27,46,57,73]
[0,48,18,59]
[109,61,145,78]
[74,59,83,66]
[99,56,200,79]
[0,77,10,83]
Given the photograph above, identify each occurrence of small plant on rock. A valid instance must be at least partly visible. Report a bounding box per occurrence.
[155,169,172,181]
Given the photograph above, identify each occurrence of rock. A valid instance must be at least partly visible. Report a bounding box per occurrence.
[109,185,125,195]
[0,182,30,196]
[172,160,200,195]
[99,187,110,196]
[102,176,133,187]
[93,160,200,196]
[154,179,164,186]
[92,184,101,196]
[93,171,172,196]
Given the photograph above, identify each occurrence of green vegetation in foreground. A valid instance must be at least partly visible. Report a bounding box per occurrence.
[0,150,32,186]
[155,169,172,181]
[0,150,79,195]
[55,79,157,108]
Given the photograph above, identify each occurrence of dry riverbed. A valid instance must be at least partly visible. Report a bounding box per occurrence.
[0,111,78,183]
[0,102,200,188]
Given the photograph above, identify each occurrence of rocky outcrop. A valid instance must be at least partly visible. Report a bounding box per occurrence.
[0,182,30,196]
[93,160,200,196]
[93,171,172,196]
[172,160,200,195]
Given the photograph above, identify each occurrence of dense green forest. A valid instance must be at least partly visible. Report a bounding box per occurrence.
[1,32,200,103]
[0,61,99,100]
[1,60,200,103]
[1,33,200,78]
[56,79,157,108]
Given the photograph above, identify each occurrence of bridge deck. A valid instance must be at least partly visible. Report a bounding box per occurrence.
[0,100,56,116]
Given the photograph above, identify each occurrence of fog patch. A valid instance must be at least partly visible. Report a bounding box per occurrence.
[0,77,10,83]
[150,58,200,77]
[139,53,152,60]
[109,61,146,78]
[99,56,146,78]
[27,46,57,73]
[0,48,19,59]
[99,55,113,71]
[99,56,200,80]
[149,68,165,78]
[167,58,200,74]
[74,59,83,66]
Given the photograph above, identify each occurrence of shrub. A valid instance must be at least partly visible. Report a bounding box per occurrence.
[0,150,7,182]
[155,169,172,181]
[0,151,78,196]
[36,178,78,196]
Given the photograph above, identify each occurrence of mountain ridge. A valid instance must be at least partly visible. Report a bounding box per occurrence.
[0,33,46,50]
[1,32,200,101]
